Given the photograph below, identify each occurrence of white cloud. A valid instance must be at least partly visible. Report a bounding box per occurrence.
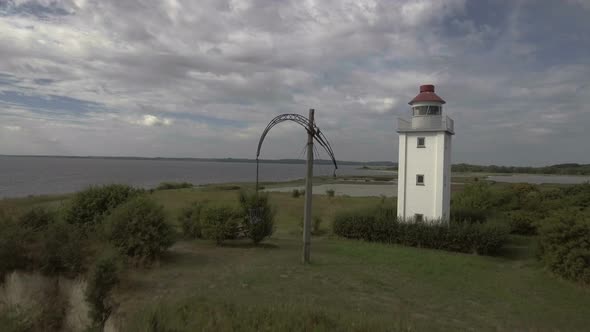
[3,125,22,131]
[134,115,173,127]
[0,0,588,164]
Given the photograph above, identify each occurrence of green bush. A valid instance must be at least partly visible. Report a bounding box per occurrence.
[19,207,56,231]
[213,185,242,191]
[326,189,335,198]
[65,184,142,228]
[538,216,590,284]
[452,182,494,212]
[292,189,301,198]
[563,183,590,208]
[85,252,120,329]
[238,191,275,244]
[333,208,508,255]
[201,206,239,245]
[450,206,487,223]
[156,182,193,190]
[105,197,174,263]
[374,205,397,222]
[0,216,31,281]
[179,202,207,239]
[506,210,537,235]
[332,209,377,240]
[1,209,87,280]
[39,221,87,277]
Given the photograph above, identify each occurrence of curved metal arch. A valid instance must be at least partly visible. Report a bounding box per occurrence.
[255,113,338,190]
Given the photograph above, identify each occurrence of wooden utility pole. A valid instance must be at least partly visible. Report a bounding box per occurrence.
[302,109,314,264]
[254,109,337,264]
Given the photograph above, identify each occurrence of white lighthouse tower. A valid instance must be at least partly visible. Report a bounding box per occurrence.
[396,84,454,222]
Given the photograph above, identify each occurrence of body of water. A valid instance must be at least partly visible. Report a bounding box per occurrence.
[2,156,589,199]
[0,156,377,198]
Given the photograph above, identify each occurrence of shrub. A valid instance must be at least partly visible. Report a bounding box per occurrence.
[297,216,325,236]
[19,207,56,231]
[374,205,397,222]
[451,206,487,223]
[506,210,537,235]
[1,210,87,280]
[333,208,508,255]
[292,189,301,198]
[201,206,240,245]
[313,216,324,235]
[452,182,494,211]
[0,216,31,282]
[326,189,335,198]
[38,221,87,277]
[65,184,142,228]
[105,196,174,263]
[85,252,120,329]
[538,216,590,284]
[156,182,193,190]
[213,185,241,191]
[238,191,275,244]
[332,209,376,240]
[563,183,590,208]
[179,202,207,239]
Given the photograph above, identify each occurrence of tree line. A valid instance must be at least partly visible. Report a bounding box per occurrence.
[452,163,590,175]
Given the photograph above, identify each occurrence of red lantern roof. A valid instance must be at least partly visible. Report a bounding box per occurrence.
[409,84,446,105]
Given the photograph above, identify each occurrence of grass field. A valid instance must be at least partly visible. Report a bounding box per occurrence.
[3,184,590,331]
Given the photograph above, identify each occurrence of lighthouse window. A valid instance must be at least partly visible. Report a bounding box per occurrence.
[427,106,441,115]
[413,106,441,116]
[417,137,425,148]
[413,106,428,116]
[416,174,425,186]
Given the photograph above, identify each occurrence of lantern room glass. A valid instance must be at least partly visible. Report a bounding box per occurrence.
[412,105,441,116]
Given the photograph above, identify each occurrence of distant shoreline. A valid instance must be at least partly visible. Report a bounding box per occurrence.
[0,155,396,167]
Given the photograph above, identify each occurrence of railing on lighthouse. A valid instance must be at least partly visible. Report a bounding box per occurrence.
[397,116,454,134]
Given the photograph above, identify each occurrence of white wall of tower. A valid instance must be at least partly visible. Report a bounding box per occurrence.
[397,131,452,221]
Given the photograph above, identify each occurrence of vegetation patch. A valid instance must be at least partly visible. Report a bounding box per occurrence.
[452,162,590,175]
[64,184,142,229]
[333,206,509,255]
[505,210,538,235]
[39,220,87,277]
[105,196,174,264]
[539,215,590,284]
[156,182,193,190]
[238,191,276,244]
[85,252,120,329]
[0,216,31,281]
[211,185,242,191]
[201,206,240,245]
[0,306,34,332]
[124,298,399,332]
[179,201,207,239]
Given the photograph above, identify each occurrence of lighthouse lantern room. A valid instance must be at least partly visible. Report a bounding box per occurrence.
[397,84,454,222]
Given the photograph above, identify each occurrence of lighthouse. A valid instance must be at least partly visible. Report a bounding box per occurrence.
[396,84,454,222]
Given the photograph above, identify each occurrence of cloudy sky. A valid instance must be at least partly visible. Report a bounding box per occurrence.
[0,0,589,165]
